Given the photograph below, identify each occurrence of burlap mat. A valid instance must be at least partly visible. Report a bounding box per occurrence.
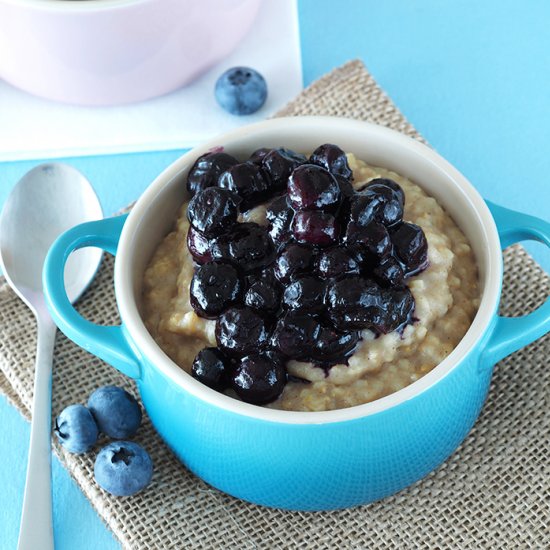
[1,60,548,549]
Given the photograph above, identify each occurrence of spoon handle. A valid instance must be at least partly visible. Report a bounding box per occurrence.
[18,314,56,550]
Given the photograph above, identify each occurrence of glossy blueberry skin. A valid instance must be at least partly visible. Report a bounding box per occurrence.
[87,385,142,439]
[309,143,353,180]
[231,352,287,405]
[288,164,341,211]
[390,222,429,277]
[352,179,404,227]
[190,261,243,318]
[273,243,316,284]
[94,441,153,497]
[261,148,307,192]
[54,404,98,454]
[270,312,322,361]
[215,66,267,116]
[216,306,271,356]
[218,162,272,210]
[187,187,241,237]
[187,226,213,264]
[282,275,326,313]
[186,152,239,196]
[211,222,275,272]
[266,195,295,248]
[292,210,340,247]
[245,279,281,313]
[315,247,360,279]
[192,347,231,392]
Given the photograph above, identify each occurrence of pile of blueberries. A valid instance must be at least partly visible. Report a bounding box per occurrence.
[54,386,152,497]
[186,144,428,405]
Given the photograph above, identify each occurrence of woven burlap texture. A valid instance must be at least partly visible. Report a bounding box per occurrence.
[1,60,548,549]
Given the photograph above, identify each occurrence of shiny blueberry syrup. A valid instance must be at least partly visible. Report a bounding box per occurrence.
[186,144,428,404]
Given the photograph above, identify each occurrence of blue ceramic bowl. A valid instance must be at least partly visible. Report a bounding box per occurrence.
[43,117,550,511]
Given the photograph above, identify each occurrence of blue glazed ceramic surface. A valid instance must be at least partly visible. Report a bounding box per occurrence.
[42,119,550,510]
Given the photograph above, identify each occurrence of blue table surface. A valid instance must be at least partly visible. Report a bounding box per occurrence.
[1,1,549,548]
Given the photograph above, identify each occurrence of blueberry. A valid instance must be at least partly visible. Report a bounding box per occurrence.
[292,210,340,247]
[282,275,326,313]
[315,247,360,279]
[390,222,429,277]
[273,243,316,284]
[287,164,341,211]
[94,441,153,497]
[231,352,287,405]
[187,187,241,236]
[383,286,415,333]
[191,347,231,391]
[218,162,272,210]
[313,325,360,364]
[309,143,353,180]
[270,313,322,361]
[211,222,275,272]
[265,195,295,247]
[87,386,142,439]
[345,221,392,263]
[248,147,271,164]
[373,255,405,287]
[352,179,404,227]
[215,66,267,116]
[325,276,388,332]
[54,404,98,454]
[186,152,239,196]
[216,307,271,356]
[261,148,307,192]
[190,261,243,318]
[244,279,281,313]
[186,226,213,264]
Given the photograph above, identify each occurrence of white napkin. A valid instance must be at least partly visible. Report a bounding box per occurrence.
[0,0,302,161]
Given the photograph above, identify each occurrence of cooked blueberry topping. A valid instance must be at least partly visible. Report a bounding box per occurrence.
[186,152,239,196]
[191,347,231,391]
[187,187,241,236]
[184,144,427,401]
[390,222,429,277]
[261,148,307,192]
[211,222,275,272]
[219,162,271,210]
[309,143,353,180]
[352,179,404,227]
[315,247,360,279]
[216,307,271,356]
[383,286,415,333]
[248,147,271,164]
[231,352,287,405]
[288,164,341,211]
[245,279,281,312]
[373,255,405,287]
[282,275,326,313]
[345,220,392,262]
[271,313,322,361]
[292,210,339,247]
[313,325,361,363]
[215,66,267,116]
[325,276,388,332]
[186,226,213,264]
[273,243,316,283]
[265,195,295,247]
[190,261,243,318]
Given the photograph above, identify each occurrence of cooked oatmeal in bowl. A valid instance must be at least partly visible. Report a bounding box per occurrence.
[141,145,480,411]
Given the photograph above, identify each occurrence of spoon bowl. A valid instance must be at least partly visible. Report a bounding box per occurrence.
[0,162,103,550]
[0,163,102,308]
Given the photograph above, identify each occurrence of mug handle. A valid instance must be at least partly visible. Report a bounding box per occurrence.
[483,200,550,365]
[43,214,141,380]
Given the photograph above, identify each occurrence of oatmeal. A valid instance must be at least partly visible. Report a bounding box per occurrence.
[141,149,479,411]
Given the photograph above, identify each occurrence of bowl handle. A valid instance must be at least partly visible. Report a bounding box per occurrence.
[483,200,550,365]
[43,214,141,380]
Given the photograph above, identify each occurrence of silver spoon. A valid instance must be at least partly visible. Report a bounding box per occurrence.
[0,164,103,550]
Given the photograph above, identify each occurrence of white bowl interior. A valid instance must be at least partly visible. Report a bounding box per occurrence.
[117,117,502,424]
